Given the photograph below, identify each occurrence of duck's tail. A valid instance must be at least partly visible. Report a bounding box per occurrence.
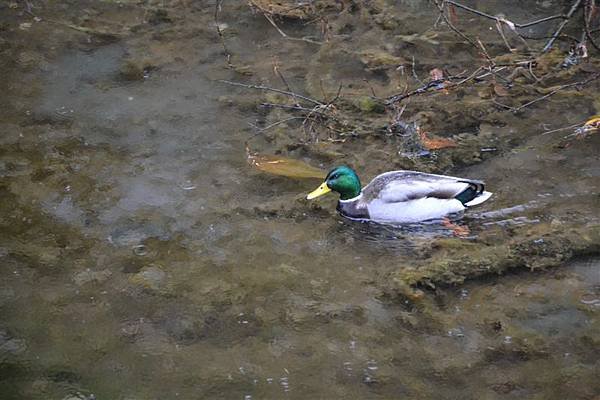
[464,191,493,207]
[455,181,492,207]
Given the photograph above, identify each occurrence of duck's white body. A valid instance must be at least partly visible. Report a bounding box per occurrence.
[337,171,492,223]
[350,196,465,223]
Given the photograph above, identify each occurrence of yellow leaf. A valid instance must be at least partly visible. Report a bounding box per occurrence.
[248,153,326,179]
[583,116,600,128]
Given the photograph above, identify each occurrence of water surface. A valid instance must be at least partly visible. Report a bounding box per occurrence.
[1,1,599,399]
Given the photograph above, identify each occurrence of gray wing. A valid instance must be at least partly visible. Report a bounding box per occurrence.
[362,171,482,203]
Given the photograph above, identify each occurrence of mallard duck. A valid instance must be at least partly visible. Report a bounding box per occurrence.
[306,166,492,223]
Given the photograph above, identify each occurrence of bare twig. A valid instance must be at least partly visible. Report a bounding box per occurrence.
[528,61,541,82]
[543,0,583,52]
[215,0,234,68]
[361,78,379,98]
[476,38,496,69]
[541,121,586,135]
[261,103,326,114]
[445,0,567,28]
[260,103,342,125]
[496,19,516,52]
[520,33,581,43]
[262,13,322,45]
[432,0,481,51]
[411,55,425,85]
[327,83,344,106]
[249,116,305,132]
[583,0,600,51]
[385,67,486,105]
[272,58,300,107]
[220,80,324,106]
[495,73,600,112]
[441,0,560,50]
[386,79,445,105]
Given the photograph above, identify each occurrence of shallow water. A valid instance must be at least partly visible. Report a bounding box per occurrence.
[1,1,599,399]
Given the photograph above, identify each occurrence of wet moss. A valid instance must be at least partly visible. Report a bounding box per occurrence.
[382,224,600,297]
[354,96,385,113]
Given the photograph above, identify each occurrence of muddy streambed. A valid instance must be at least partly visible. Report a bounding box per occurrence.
[1,1,599,399]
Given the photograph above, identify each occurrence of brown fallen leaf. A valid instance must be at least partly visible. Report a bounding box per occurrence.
[493,83,510,97]
[429,68,444,81]
[418,128,457,150]
[442,218,470,237]
[247,152,326,179]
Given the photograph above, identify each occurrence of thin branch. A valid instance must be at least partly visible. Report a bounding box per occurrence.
[272,58,300,107]
[445,0,566,28]
[326,83,344,106]
[495,73,600,112]
[260,102,341,124]
[262,13,322,45]
[496,20,516,52]
[540,121,585,135]
[260,103,325,114]
[411,55,425,85]
[385,67,485,105]
[517,14,569,28]
[432,0,481,51]
[520,33,581,43]
[249,116,305,132]
[583,0,600,51]
[543,0,583,52]
[220,80,324,106]
[214,0,234,68]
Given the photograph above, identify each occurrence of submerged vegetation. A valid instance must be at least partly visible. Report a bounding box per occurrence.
[233,0,600,287]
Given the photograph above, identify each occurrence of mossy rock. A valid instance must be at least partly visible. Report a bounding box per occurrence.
[381,224,600,298]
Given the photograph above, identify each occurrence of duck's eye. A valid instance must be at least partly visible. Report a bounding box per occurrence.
[330,173,339,180]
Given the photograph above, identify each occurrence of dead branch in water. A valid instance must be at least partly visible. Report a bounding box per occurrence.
[432,0,481,52]
[248,0,322,44]
[385,67,487,105]
[220,79,347,141]
[261,13,322,45]
[219,80,324,106]
[583,0,600,51]
[214,0,234,68]
[434,0,600,54]
[543,0,583,52]
[444,0,568,29]
[494,73,600,112]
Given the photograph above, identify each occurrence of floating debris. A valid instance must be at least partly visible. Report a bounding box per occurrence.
[572,116,600,139]
[247,150,325,179]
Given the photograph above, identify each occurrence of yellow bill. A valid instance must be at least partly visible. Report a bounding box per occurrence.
[306,182,331,200]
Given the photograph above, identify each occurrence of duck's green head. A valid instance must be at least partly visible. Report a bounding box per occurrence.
[306,166,361,201]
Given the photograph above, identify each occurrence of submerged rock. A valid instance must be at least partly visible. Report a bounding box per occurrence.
[129,266,166,291]
[381,224,600,298]
[73,269,112,286]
